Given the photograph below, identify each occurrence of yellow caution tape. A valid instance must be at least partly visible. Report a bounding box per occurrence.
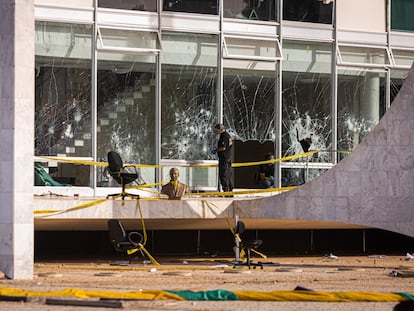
[186,186,297,197]
[134,200,160,266]
[0,285,409,302]
[34,199,108,217]
[35,150,322,170]
[233,290,405,302]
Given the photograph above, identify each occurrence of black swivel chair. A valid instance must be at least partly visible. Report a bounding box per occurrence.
[107,219,144,261]
[106,151,140,201]
[233,221,264,269]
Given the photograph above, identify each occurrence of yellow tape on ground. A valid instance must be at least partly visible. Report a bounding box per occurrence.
[0,286,409,302]
[233,290,405,302]
[0,286,183,301]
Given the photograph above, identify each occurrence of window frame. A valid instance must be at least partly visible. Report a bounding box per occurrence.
[96,26,162,54]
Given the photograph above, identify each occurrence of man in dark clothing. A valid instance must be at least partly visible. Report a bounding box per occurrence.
[214,123,233,193]
[258,152,275,189]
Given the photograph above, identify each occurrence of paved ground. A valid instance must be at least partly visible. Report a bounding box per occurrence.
[1,254,414,310]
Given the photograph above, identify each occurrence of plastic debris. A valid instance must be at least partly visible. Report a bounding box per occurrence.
[405,253,414,261]
[324,253,338,259]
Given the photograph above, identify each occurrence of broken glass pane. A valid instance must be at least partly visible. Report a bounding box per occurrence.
[337,69,386,160]
[96,53,156,186]
[161,32,218,160]
[35,22,92,157]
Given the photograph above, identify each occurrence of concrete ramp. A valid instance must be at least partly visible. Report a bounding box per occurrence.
[235,65,414,238]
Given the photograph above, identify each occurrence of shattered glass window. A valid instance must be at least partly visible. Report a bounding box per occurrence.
[96,53,156,186]
[35,22,92,157]
[223,60,276,142]
[337,69,386,159]
[281,41,332,186]
[282,167,327,187]
[282,41,332,161]
[161,32,218,160]
[390,69,409,105]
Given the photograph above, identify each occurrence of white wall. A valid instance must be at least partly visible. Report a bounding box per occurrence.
[337,0,386,33]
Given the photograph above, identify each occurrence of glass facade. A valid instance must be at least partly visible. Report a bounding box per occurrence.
[33,1,414,193]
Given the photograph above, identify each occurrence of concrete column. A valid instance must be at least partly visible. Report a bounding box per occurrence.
[360,73,380,124]
[0,0,34,279]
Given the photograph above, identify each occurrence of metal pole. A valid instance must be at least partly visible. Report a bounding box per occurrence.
[234,215,240,262]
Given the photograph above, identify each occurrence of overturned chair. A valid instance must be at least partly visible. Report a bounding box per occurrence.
[233,220,264,269]
[106,151,140,202]
[107,219,144,262]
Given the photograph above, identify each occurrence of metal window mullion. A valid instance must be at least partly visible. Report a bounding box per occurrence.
[92,15,98,194]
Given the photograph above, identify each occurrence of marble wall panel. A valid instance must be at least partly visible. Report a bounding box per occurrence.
[359,146,375,171]
[368,123,387,147]
[331,197,351,223]
[387,119,402,146]
[370,171,388,197]
[399,171,414,197]
[383,145,401,171]
[0,101,14,131]
[397,98,414,122]
[345,149,361,172]
[399,146,414,170]
[386,170,400,198]
[322,171,337,197]
[0,194,13,221]
[0,161,13,193]
[309,175,324,196]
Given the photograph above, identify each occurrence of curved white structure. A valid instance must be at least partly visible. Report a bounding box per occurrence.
[235,65,414,238]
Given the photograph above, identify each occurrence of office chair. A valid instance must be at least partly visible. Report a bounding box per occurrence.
[233,220,264,269]
[106,151,140,201]
[107,219,144,261]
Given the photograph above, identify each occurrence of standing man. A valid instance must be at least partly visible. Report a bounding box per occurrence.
[213,123,233,194]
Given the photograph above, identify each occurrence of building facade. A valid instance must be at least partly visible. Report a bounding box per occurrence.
[34,0,414,193]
